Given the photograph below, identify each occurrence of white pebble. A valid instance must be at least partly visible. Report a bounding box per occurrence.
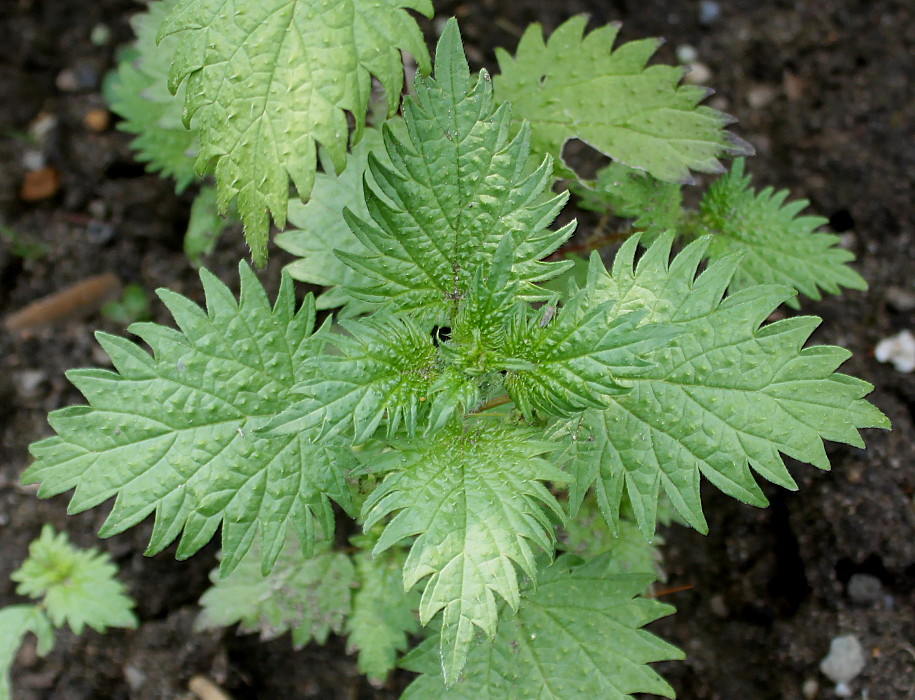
[875,329,915,372]
[819,634,865,685]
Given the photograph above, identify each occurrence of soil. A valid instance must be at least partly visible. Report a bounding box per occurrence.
[1,1,913,699]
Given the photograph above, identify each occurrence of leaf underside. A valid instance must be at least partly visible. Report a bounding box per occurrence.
[697,158,867,308]
[400,555,682,699]
[493,16,752,184]
[196,535,356,647]
[561,233,888,537]
[24,266,353,576]
[159,0,433,264]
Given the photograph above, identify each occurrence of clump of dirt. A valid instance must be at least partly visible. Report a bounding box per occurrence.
[1,1,912,698]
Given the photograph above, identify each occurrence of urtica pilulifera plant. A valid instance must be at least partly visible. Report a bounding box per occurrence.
[26,2,887,696]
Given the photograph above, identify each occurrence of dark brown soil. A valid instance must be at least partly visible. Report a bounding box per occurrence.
[1,1,913,698]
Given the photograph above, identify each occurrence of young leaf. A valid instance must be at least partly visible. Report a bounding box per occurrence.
[499,289,674,419]
[275,127,389,314]
[493,16,751,184]
[565,233,889,536]
[346,538,420,682]
[400,555,682,699]
[361,423,566,686]
[24,267,353,576]
[196,536,356,648]
[0,606,54,700]
[696,158,867,308]
[105,0,198,191]
[263,313,439,443]
[158,0,433,264]
[11,525,137,634]
[337,19,574,320]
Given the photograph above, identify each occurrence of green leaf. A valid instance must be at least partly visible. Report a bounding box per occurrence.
[558,496,663,578]
[0,606,54,700]
[361,423,566,686]
[24,266,353,576]
[500,288,674,419]
[184,185,232,267]
[263,313,439,443]
[337,19,574,320]
[493,16,751,184]
[695,158,867,308]
[105,0,198,191]
[159,0,433,265]
[565,233,889,536]
[196,535,355,648]
[574,162,683,242]
[11,525,137,634]
[346,537,420,681]
[275,127,388,315]
[400,555,682,699]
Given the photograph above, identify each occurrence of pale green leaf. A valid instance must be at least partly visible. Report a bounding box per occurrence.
[346,538,420,681]
[0,606,54,700]
[494,16,751,184]
[400,555,682,699]
[11,525,137,634]
[105,0,198,191]
[276,127,388,314]
[696,158,867,308]
[361,423,566,686]
[184,185,232,266]
[563,233,889,536]
[196,536,355,647]
[159,0,432,264]
[24,266,353,576]
[338,19,574,321]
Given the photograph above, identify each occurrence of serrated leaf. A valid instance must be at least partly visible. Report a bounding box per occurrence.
[564,233,889,536]
[400,555,682,699]
[263,313,439,443]
[361,423,566,686]
[105,0,199,191]
[276,127,388,315]
[10,525,137,635]
[558,496,663,578]
[0,605,54,700]
[575,162,683,242]
[696,158,867,308]
[24,266,353,576]
[500,288,675,419]
[346,538,420,681]
[338,19,574,320]
[196,535,355,647]
[494,16,751,184]
[158,0,433,264]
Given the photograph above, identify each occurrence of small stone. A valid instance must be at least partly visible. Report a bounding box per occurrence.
[90,23,111,46]
[13,369,46,398]
[886,286,915,312]
[698,0,721,25]
[747,84,778,109]
[22,149,45,171]
[802,678,819,699]
[28,112,58,142]
[875,329,915,372]
[55,62,99,92]
[124,665,146,692]
[819,634,865,685]
[709,594,729,618]
[847,573,883,605]
[676,44,698,64]
[83,108,111,132]
[19,167,60,201]
[684,62,712,85]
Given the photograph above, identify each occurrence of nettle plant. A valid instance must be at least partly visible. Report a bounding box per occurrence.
[27,0,888,695]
